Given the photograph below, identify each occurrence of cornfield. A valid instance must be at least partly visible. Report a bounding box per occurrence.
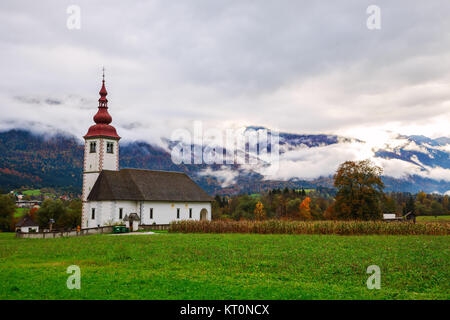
[169,220,450,236]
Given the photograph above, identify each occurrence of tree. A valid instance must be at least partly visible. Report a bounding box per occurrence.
[324,203,337,220]
[430,201,444,217]
[333,160,384,220]
[0,195,15,231]
[61,199,82,229]
[29,207,39,220]
[287,198,301,217]
[254,201,266,220]
[405,195,415,215]
[443,196,450,214]
[416,191,427,204]
[233,196,258,220]
[298,197,312,220]
[37,199,66,228]
[383,194,397,213]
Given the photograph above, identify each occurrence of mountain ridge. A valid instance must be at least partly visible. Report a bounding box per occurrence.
[0,128,448,195]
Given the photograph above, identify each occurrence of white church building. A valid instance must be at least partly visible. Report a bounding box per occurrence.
[81,74,212,230]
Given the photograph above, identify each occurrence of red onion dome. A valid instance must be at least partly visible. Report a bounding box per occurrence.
[84,74,120,140]
[93,106,112,124]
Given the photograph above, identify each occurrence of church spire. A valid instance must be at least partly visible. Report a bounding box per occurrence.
[84,69,120,139]
[98,67,108,108]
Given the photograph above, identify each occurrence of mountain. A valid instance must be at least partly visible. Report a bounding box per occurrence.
[375,135,449,169]
[0,129,448,195]
[0,130,83,193]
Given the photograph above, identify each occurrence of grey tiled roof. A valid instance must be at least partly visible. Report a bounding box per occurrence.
[87,169,212,202]
[16,215,39,227]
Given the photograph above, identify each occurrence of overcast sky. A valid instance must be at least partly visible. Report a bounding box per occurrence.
[0,0,449,146]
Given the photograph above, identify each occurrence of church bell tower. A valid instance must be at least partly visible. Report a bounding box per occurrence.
[81,70,120,228]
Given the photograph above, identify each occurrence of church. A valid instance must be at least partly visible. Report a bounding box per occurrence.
[81,74,212,230]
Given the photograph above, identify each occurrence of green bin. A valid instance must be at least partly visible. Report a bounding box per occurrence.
[112,226,121,234]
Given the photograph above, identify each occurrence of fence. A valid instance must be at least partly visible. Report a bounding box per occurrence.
[139,224,170,231]
[15,226,114,239]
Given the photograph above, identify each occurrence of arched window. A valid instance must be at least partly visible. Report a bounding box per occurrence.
[200,208,208,221]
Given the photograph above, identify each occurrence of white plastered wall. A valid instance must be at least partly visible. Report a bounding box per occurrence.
[85,200,211,228]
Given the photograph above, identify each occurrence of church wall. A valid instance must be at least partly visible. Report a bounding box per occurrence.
[86,200,139,228]
[85,200,211,228]
[111,200,139,223]
[83,173,100,201]
[102,138,119,171]
[140,201,212,225]
[84,138,100,173]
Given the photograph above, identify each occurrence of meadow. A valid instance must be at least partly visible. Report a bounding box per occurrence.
[417,215,450,222]
[14,208,27,218]
[22,189,41,196]
[0,232,448,300]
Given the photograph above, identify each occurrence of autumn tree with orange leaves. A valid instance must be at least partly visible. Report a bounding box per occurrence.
[333,160,384,220]
[254,201,266,220]
[298,197,312,220]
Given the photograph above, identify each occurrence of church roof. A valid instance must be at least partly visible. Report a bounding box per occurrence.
[87,169,213,202]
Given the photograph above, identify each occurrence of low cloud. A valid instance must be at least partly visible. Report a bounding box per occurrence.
[198,166,240,187]
[259,139,450,182]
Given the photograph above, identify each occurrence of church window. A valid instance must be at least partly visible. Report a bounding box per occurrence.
[90,142,96,153]
[91,208,95,220]
[177,208,180,219]
[150,208,153,219]
[119,208,123,219]
[189,208,192,218]
[107,142,114,154]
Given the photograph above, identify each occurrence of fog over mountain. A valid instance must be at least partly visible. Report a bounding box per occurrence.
[0,127,448,195]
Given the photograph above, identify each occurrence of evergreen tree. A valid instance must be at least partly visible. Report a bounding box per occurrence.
[0,195,15,231]
[405,196,416,215]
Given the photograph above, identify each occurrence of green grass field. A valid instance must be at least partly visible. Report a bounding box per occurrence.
[417,215,450,222]
[0,232,448,300]
[14,208,28,218]
[22,189,41,196]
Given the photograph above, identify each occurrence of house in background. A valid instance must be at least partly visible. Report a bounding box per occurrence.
[15,216,39,233]
[383,212,416,223]
[81,73,212,229]
[382,213,400,221]
[16,200,41,208]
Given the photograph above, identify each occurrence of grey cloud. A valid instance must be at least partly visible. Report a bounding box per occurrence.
[0,0,449,142]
